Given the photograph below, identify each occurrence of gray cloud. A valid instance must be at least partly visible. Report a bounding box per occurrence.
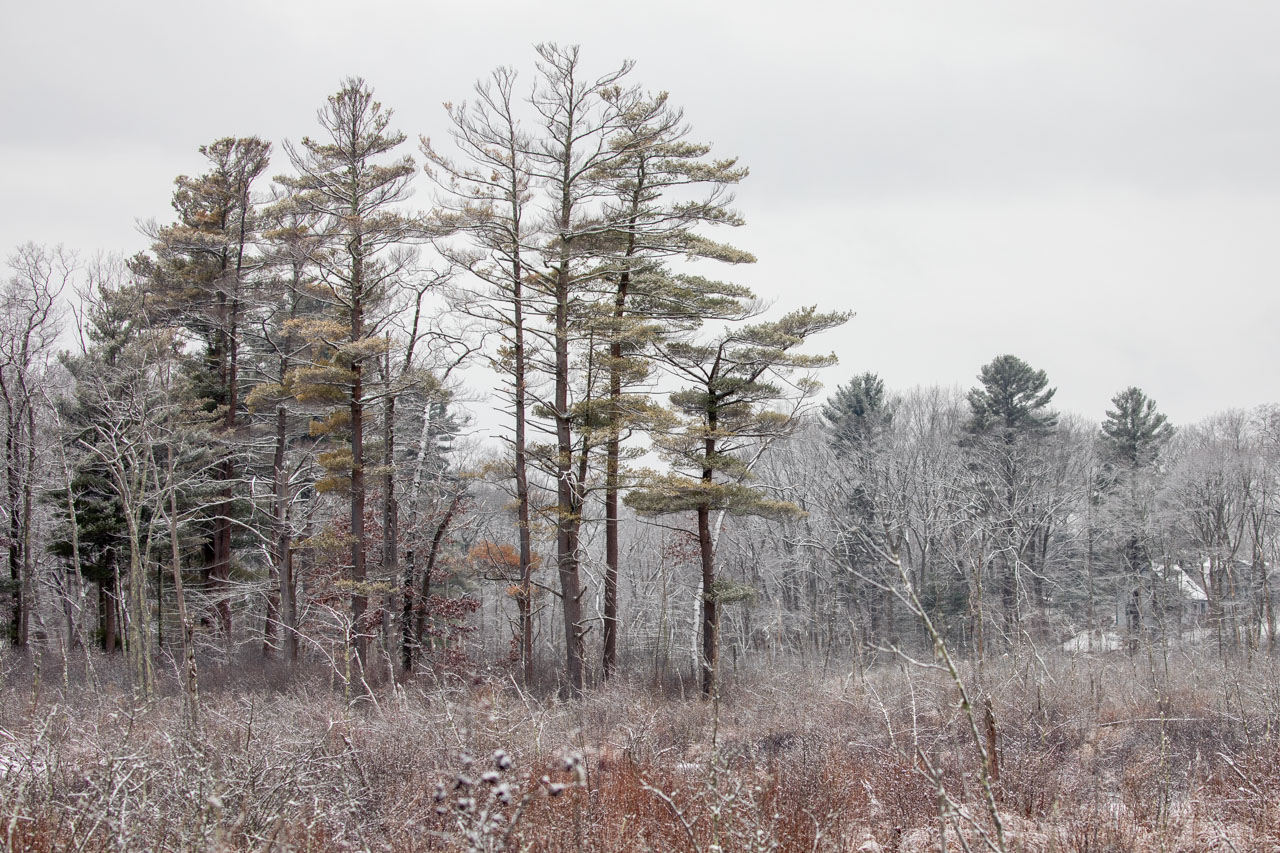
[2,0,1275,425]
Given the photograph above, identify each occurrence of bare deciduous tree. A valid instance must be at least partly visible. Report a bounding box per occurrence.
[1,244,68,648]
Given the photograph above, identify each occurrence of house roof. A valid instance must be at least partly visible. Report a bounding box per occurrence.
[1154,563,1208,602]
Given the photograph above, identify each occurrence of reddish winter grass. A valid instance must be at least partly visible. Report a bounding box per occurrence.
[1,648,1277,851]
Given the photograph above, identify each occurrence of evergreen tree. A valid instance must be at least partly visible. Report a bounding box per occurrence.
[422,66,541,683]
[1101,386,1174,468]
[966,354,1057,439]
[524,43,639,695]
[823,372,892,453]
[427,62,754,684]
[629,305,850,696]
[588,90,754,679]
[821,372,895,640]
[242,195,326,664]
[138,136,271,639]
[964,354,1059,641]
[278,77,419,667]
[1099,386,1174,599]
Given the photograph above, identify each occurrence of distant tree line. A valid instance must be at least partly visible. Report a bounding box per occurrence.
[769,360,1278,664]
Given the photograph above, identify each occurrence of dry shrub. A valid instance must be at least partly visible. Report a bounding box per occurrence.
[2,648,1280,851]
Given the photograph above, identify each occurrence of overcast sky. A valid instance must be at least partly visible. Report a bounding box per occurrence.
[3,0,1277,428]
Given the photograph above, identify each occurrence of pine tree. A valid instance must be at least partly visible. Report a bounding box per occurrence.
[523,43,642,695]
[629,305,850,696]
[422,66,540,683]
[589,90,754,679]
[964,354,1059,640]
[428,54,756,687]
[966,354,1057,440]
[243,195,326,664]
[1101,386,1174,468]
[278,77,419,667]
[138,136,271,639]
[821,372,895,641]
[1100,386,1174,590]
[823,372,892,453]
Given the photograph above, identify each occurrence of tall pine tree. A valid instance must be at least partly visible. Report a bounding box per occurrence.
[629,305,849,696]
[278,78,418,668]
[964,354,1059,640]
[139,136,271,639]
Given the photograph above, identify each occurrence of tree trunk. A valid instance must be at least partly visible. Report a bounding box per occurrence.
[382,349,399,675]
[210,269,234,642]
[6,414,26,648]
[401,549,415,673]
[602,268,630,680]
[274,400,298,664]
[123,510,154,697]
[554,259,585,695]
[99,569,119,654]
[697,502,717,697]
[511,265,535,686]
[350,238,368,668]
[413,494,462,662]
[58,447,85,654]
[168,447,199,726]
[211,470,233,640]
[698,424,719,698]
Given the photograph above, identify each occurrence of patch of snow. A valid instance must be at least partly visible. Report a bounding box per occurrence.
[1062,630,1123,652]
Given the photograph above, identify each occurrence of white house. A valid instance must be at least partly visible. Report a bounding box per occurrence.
[1116,561,1208,632]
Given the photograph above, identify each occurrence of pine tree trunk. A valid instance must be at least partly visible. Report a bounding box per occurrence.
[210,274,234,642]
[555,388,585,691]
[602,269,630,680]
[554,258,584,694]
[698,426,719,698]
[350,238,368,669]
[697,502,717,698]
[514,335,535,683]
[274,397,298,664]
[100,574,119,653]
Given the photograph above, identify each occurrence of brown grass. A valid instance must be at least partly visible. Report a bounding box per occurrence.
[2,647,1279,851]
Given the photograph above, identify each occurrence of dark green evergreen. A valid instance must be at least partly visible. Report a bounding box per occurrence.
[823,372,892,452]
[966,354,1057,439]
[1100,387,1174,468]
[963,354,1059,639]
[821,373,896,642]
[1099,387,1174,598]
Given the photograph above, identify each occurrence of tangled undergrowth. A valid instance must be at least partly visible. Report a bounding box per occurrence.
[1,647,1278,851]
